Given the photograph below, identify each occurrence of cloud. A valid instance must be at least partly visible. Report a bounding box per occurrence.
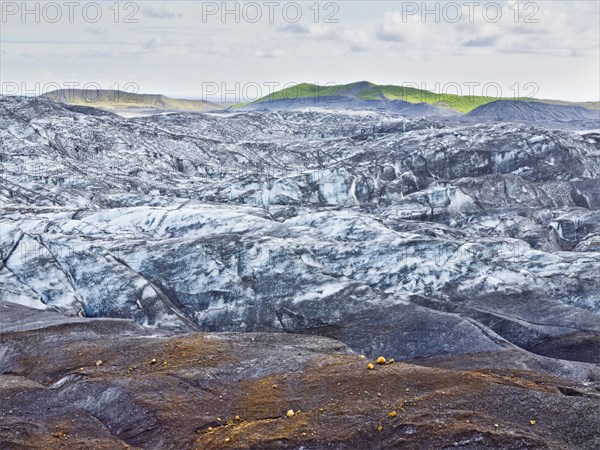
[86,27,109,39]
[373,10,447,51]
[375,11,404,42]
[341,30,373,53]
[69,50,145,59]
[277,23,337,41]
[144,36,164,49]
[2,0,597,101]
[251,48,287,59]
[462,36,498,47]
[278,24,309,34]
[0,39,131,46]
[142,7,183,19]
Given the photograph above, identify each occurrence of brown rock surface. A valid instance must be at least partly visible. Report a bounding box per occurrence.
[1,301,599,449]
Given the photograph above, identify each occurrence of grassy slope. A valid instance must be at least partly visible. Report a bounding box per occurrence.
[240,82,599,113]
[43,90,222,112]
[528,99,600,111]
[234,83,347,108]
[357,85,507,113]
[42,86,598,114]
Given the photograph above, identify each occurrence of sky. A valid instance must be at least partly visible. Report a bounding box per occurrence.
[1,0,599,102]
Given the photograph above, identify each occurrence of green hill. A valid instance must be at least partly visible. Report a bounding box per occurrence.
[42,90,223,113]
[239,81,599,113]
[41,85,599,115]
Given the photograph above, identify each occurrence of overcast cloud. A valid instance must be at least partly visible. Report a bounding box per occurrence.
[1,0,598,101]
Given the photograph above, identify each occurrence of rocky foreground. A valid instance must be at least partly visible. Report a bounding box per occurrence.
[1,95,600,448]
[1,301,599,449]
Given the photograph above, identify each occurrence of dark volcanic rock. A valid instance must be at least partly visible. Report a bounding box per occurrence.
[1,301,599,450]
[237,96,459,117]
[466,100,600,124]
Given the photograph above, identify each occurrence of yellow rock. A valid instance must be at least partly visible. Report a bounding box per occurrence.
[235,415,240,420]
[388,411,397,418]
[207,427,213,432]
[377,424,383,432]
[367,363,375,370]
[376,356,386,364]
[530,420,536,426]
[359,355,366,359]
[286,409,295,418]
[224,437,230,443]
[388,358,395,364]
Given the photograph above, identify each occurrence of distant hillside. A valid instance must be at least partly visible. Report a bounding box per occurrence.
[42,89,223,113]
[240,81,600,114]
[529,99,600,111]
[466,100,600,123]
[236,94,460,117]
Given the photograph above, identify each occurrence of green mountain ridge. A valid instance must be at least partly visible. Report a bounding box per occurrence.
[42,89,223,112]
[40,85,600,114]
[240,81,600,113]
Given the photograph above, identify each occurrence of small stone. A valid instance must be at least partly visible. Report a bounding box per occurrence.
[149,358,157,365]
[224,437,230,443]
[359,355,366,359]
[388,411,397,418]
[376,356,386,364]
[95,360,103,366]
[377,424,383,432]
[235,415,240,420]
[286,409,295,418]
[207,427,213,432]
[387,358,395,364]
[217,417,222,422]
[494,423,499,428]
[272,384,278,389]
[367,363,375,370]
[530,420,536,426]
